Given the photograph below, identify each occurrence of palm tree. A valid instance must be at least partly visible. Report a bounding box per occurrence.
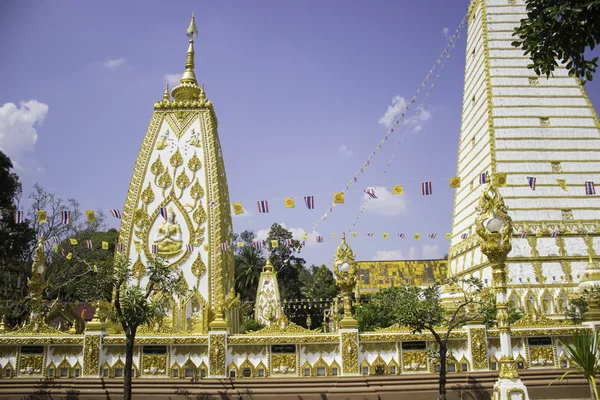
[234,246,264,301]
[554,333,600,400]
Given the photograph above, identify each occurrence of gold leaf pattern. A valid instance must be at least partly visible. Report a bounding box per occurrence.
[158,168,172,189]
[193,204,207,225]
[132,256,145,281]
[191,253,207,277]
[190,178,204,200]
[170,149,183,169]
[176,170,191,191]
[188,152,202,172]
[141,183,155,205]
[150,157,165,177]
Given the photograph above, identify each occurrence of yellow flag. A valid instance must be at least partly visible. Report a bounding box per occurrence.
[102,241,109,250]
[38,210,47,224]
[557,179,567,191]
[445,233,452,239]
[382,233,389,239]
[271,240,279,248]
[331,233,337,236]
[237,242,245,247]
[495,173,507,187]
[66,252,73,260]
[53,244,59,253]
[414,233,421,241]
[351,232,357,238]
[69,238,78,245]
[392,185,403,195]
[86,210,95,223]
[232,202,244,215]
[449,176,461,188]
[301,234,308,241]
[284,198,295,209]
[334,192,345,204]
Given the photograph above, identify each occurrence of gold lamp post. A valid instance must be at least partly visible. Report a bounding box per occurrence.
[333,233,358,329]
[475,181,529,400]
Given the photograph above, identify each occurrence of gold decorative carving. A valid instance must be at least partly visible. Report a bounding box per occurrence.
[488,338,501,349]
[402,351,427,372]
[245,322,317,336]
[341,331,358,374]
[0,346,17,357]
[142,354,167,375]
[209,334,226,376]
[470,328,488,370]
[175,170,190,192]
[561,210,573,220]
[271,353,296,375]
[302,344,338,355]
[150,157,165,180]
[228,335,338,345]
[102,337,208,345]
[157,168,173,192]
[230,345,265,356]
[18,354,44,375]
[191,253,207,278]
[132,255,145,281]
[512,313,574,328]
[173,345,207,357]
[169,148,184,169]
[83,335,100,376]
[498,355,519,379]
[530,346,554,367]
[360,342,396,354]
[51,346,82,357]
[188,152,202,172]
[141,183,155,206]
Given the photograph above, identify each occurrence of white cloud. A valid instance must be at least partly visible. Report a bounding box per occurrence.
[164,73,182,87]
[422,244,441,259]
[255,223,320,247]
[0,100,48,165]
[408,246,416,259]
[338,144,353,157]
[441,27,450,40]
[104,57,127,69]
[362,186,408,216]
[377,95,432,132]
[372,250,404,261]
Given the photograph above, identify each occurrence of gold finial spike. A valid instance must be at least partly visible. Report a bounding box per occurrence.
[341,232,346,240]
[163,82,170,100]
[187,12,199,39]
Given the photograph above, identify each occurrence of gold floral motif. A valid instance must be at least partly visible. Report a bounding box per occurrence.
[190,178,205,200]
[176,170,190,191]
[188,152,202,172]
[302,344,338,355]
[530,346,555,367]
[83,334,100,376]
[230,345,265,356]
[142,354,167,375]
[191,253,207,277]
[141,183,155,205]
[169,148,184,169]
[228,335,338,344]
[498,355,519,379]
[102,337,208,345]
[150,157,165,179]
[341,331,358,375]
[245,322,317,336]
[132,256,145,281]
[18,354,44,375]
[470,328,488,370]
[193,203,207,225]
[157,168,172,190]
[271,353,296,375]
[50,345,82,357]
[209,334,226,376]
[402,351,427,372]
[560,261,573,283]
[488,338,501,349]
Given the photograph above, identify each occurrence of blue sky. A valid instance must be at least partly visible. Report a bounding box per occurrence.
[1,0,599,268]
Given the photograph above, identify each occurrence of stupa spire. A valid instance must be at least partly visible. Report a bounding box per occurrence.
[172,13,202,101]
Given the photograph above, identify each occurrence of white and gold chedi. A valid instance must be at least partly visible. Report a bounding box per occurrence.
[254,257,282,326]
[449,0,600,307]
[116,13,237,333]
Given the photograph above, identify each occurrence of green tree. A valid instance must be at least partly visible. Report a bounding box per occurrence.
[356,278,491,400]
[266,223,305,301]
[233,230,265,302]
[512,0,600,83]
[303,265,338,329]
[482,295,523,328]
[0,151,37,327]
[102,256,183,400]
[356,288,403,332]
[553,333,600,400]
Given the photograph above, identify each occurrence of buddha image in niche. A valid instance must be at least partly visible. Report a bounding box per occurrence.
[154,208,183,257]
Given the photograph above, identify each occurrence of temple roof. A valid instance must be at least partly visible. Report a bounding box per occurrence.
[357,259,448,295]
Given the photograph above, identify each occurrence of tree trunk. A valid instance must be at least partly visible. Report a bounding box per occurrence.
[124,328,136,400]
[438,343,447,400]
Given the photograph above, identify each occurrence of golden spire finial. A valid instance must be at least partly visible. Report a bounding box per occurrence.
[163,82,170,100]
[264,252,273,272]
[172,13,202,101]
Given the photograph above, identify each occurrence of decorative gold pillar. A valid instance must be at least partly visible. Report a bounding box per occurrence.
[208,332,227,377]
[333,233,358,329]
[475,181,529,400]
[578,241,600,321]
